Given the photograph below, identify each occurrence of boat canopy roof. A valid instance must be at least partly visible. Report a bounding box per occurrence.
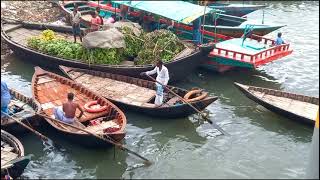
[112,1,223,24]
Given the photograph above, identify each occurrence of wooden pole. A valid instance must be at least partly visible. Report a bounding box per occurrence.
[2,112,60,148]
[37,113,152,165]
[145,75,229,135]
[201,2,207,44]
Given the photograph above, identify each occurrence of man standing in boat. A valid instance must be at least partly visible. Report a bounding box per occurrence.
[140,60,170,106]
[71,5,82,43]
[53,92,84,124]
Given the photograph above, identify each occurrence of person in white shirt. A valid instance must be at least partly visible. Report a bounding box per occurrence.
[71,5,82,43]
[140,60,170,106]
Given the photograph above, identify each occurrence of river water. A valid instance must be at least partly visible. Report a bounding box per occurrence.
[1,1,319,179]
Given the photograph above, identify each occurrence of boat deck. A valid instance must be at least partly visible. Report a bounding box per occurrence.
[251,90,318,121]
[4,26,75,46]
[35,75,107,122]
[209,37,293,68]
[68,71,157,107]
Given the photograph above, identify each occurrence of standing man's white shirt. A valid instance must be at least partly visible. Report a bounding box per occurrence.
[145,65,170,106]
[145,66,170,85]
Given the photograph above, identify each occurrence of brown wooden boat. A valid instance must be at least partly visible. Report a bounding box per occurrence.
[234,82,319,126]
[1,88,41,134]
[1,19,206,83]
[31,66,127,147]
[1,130,30,179]
[59,65,218,118]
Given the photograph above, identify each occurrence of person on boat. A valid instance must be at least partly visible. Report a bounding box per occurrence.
[192,17,202,45]
[120,4,129,21]
[95,7,104,26]
[140,60,170,106]
[275,32,285,45]
[89,11,102,32]
[71,5,82,43]
[53,92,84,124]
[106,14,116,24]
[1,81,11,117]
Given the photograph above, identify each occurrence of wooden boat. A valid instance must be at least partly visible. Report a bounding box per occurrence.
[204,36,293,72]
[31,66,127,147]
[234,82,319,126]
[1,20,205,83]
[59,65,218,118]
[188,0,267,17]
[203,23,285,38]
[58,1,232,43]
[66,1,280,39]
[208,3,267,17]
[1,130,31,179]
[1,88,41,134]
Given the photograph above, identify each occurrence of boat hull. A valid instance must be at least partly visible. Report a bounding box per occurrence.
[234,83,318,126]
[1,21,206,83]
[109,95,217,119]
[1,130,30,179]
[208,3,267,17]
[38,119,125,147]
[59,66,218,118]
[203,25,284,38]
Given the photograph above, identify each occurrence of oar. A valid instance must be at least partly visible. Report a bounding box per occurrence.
[145,74,229,136]
[36,113,152,166]
[2,112,63,149]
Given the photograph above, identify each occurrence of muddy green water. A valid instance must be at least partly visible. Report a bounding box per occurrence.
[1,1,319,179]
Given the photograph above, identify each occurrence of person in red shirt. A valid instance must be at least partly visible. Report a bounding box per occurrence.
[90,11,102,32]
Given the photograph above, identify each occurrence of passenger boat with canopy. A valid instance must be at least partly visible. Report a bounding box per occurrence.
[31,66,127,147]
[59,0,231,43]
[59,1,283,39]
[59,65,218,118]
[1,130,31,179]
[1,88,41,134]
[234,82,319,126]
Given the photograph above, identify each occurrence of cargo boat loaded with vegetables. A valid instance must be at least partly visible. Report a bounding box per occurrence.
[1,20,207,83]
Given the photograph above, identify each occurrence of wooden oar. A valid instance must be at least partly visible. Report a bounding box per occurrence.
[37,113,152,165]
[2,112,63,149]
[145,74,229,136]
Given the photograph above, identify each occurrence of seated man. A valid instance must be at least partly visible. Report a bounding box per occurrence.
[275,32,285,45]
[53,92,84,124]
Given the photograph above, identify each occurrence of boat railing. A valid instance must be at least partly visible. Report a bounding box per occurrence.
[87,1,232,41]
[210,43,291,63]
[251,34,276,46]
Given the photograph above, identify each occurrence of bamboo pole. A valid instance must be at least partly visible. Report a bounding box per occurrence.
[37,113,152,165]
[145,74,229,135]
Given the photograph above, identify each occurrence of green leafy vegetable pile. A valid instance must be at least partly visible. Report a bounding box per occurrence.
[27,30,122,65]
[27,28,185,66]
[136,29,185,65]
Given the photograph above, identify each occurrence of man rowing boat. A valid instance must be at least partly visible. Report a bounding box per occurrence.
[140,60,170,106]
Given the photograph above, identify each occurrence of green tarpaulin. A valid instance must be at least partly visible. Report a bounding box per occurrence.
[112,1,222,24]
